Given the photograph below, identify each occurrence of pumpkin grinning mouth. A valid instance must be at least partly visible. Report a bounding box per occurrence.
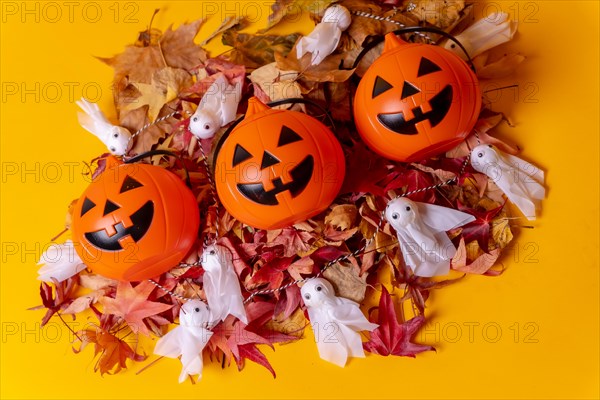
[377,84,453,135]
[236,155,314,206]
[84,201,154,251]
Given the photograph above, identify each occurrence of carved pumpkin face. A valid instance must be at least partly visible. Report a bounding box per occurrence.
[354,33,481,162]
[71,157,200,281]
[215,97,345,230]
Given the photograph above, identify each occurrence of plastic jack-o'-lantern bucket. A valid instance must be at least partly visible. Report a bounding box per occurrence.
[214,97,345,230]
[71,156,199,281]
[354,33,482,162]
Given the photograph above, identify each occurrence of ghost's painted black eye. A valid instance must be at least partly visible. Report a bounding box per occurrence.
[488,145,493,148]
[316,285,322,292]
[113,133,119,138]
[194,307,200,313]
[110,147,116,152]
[193,117,198,122]
[304,293,311,300]
[204,124,210,130]
[392,213,399,220]
[405,206,411,211]
[209,249,216,255]
[478,152,484,158]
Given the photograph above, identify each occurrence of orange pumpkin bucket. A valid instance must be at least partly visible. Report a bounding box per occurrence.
[354,33,482,162]
[214,97,345,230]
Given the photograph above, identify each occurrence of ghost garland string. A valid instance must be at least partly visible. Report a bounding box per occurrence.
[34,2,545,382]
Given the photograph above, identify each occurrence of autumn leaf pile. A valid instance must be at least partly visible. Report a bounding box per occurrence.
[35,0,530,379]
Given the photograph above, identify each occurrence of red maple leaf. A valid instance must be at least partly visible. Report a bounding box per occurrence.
[340,142,388,195]
[363,286,434,357]
[100,281,173,335]
[210,302,296,378]
[31,278,78,327]
[457,201,504,252]
[246,256,295,292]
[383,168,436,203]
[269,227,314,257]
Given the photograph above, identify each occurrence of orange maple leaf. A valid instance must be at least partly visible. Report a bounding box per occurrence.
[100,281,172,335]
[75,328,146,375]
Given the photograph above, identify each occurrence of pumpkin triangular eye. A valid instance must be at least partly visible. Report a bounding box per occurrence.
[277,126,302,146]
[233,144,252,167]
[80,197,96,216]
[120,175,143,193]
[417,57,442,77]
[372,76,393,98]
[401,81,421,99]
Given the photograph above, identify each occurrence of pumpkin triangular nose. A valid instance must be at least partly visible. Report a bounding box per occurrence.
[401,81,420,100]
[260,151,280,169]
[103,199,120,216]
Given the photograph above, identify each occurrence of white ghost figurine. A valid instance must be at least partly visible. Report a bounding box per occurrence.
[443,12,517,60]
[37,240,86,282]
[188,75,242,140]
[301,278,378,367]
[76,98,132,156]
[201,244,248,325]
[385,197,475,277]
[154,300,213,383]
[470,144,545,220]
[296,4,352,66]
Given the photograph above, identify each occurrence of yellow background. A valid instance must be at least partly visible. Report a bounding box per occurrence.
[1,1,598,399]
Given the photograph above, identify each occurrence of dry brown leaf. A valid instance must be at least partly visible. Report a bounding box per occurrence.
[275,49,355,83]
[325,204,358,230]
[408,0,465,29]
[223,30,300,70]
[412,163,457,182]
[119,105,176,154]
[339,0,419,46]
[265,308,307,338]
[323,261,367,303]
[260,0,335,33]
[99,18,206,85]
[249,62,302,103]
[62,289,108,315]
[200,16,248,46]
[124,67,192,120]
[79,274,117,290]
[491,212,514,249]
